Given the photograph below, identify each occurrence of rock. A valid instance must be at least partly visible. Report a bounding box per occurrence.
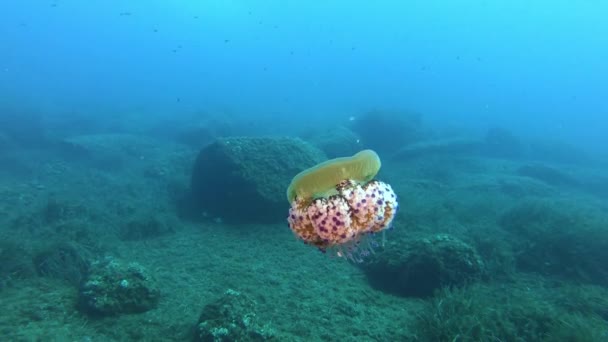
[517,164,578,187]
[0,241,36,288]
[391,138,483,160]
[63,133,159,159]
[174,126,217,149]
[350,110,425,154]
[499,200,608,286]
[307,126,362,158]
[495,176,555,198]
[581,175,608,199]
[147,113,250,148]
[528,139,592,165]
[78,257,160,316]
[120,213,177,240]
[195,289,275,342]
[0,109,49,148]
[186,136,326,223]
[60,134,144,170]
[517,163,608,199]
[33,242,90,286]
[60,133,189,173]
[483,127,525,159]
[362,234,484,297]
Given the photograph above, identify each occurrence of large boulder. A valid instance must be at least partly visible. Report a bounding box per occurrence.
[185,136,326,223]
[0,241,36,289]
[362,234,485,297]
[499,199,608,286]
[528,139,592,165]
[306,126,362,159]
[350,110,426,154]
[78,257,160,316]
[482,127,525,159]
[0,108,49,148]
[517,163,578,187]
[174,126,217,149]
[391,138,483,160]
[33,242,90,286]
[195,289,275,342]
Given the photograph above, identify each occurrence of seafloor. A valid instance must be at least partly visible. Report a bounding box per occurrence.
[1,115,607,341]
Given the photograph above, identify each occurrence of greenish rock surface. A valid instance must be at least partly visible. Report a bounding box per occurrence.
[0,241,36,289]
[34,242,90,286]
[307,125,362,158]
[196,289,275,342]
[391,138,483,160]
[350,110,426,154]
[482,127,525,159]
[79,257,160,316]
[187,136,326,223]
[517,163,578,186]
[363,233,485,297]
[499,199,608,286]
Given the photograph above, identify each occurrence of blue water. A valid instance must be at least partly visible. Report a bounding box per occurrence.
[3,2,608,340]
[1,0,606,153]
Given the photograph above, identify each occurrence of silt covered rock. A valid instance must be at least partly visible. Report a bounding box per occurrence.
[78,257,160,316]
[186,136,326,223]
[195,289,275,342]
[307,125,362,159]
[362,234,484,297]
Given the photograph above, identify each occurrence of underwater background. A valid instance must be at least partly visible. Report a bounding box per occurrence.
[1,0,607,341]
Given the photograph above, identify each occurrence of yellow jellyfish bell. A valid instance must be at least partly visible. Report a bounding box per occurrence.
[286,149,381,203]
[285,149,398,261]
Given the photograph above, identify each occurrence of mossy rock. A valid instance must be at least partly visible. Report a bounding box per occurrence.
[482,127,526,159]
[33,242,90,286]
[195,289,275,342]
[350,110,426,153]
[0,109,49,148]
[413,281,608,341]
[307,126,362,159]
[391,138,483,160]
[120,213,177,240]
[528,139,592,165]
[499,199,608,285]
[78,257,160,316]
[174,126,217,149]
[362,234,485,297]
[186,136,326,223]
[517,163,578,187]
[0,241,36,288]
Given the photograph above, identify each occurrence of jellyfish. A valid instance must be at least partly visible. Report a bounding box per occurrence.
[286,150,398,261]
